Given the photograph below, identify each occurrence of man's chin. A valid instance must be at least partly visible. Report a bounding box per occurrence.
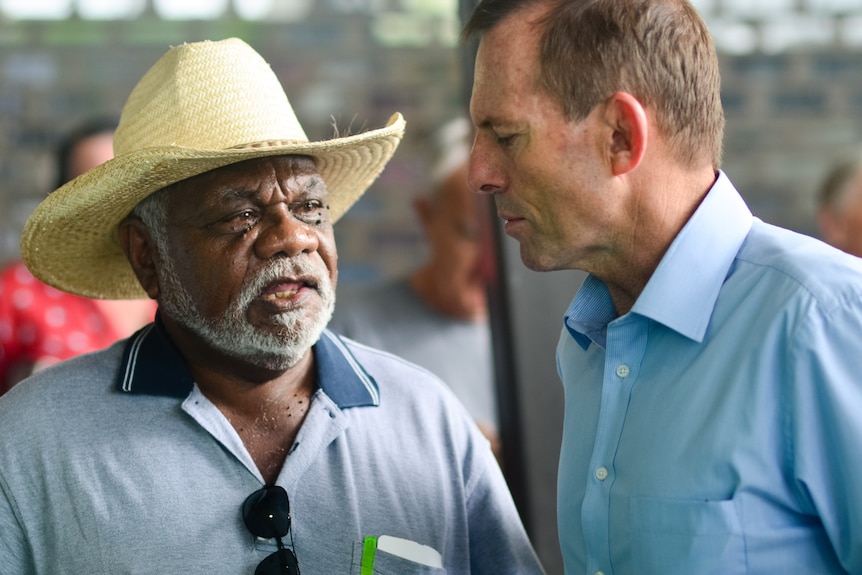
[212,334,309,371]
[519,244,562,273]
[230,320,327,371]
[241,349,306,372]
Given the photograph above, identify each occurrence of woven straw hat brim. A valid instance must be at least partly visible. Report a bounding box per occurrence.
[21,112,405,300]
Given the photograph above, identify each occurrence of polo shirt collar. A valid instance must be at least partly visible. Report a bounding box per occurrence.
[565,171,752,348]
[116,315,379,408]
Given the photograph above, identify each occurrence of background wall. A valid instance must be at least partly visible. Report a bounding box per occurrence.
[4,1,862,574]
[3,2,862,280]
[0,2,465,281]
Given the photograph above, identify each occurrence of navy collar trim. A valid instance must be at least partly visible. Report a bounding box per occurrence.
[115,316,379,408]
[315,330,380,407]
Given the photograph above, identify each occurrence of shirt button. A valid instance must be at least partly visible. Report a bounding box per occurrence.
[595,466,609,481]
[616,364,630,378]
[595,571,606,575]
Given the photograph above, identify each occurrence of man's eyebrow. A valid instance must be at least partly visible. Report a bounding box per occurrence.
[303,175,327,194]
[214,186,258,201]
[474,116,506,131]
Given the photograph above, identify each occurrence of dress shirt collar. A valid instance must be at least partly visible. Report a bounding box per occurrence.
[566,171,752,348]
[115,314,379,408]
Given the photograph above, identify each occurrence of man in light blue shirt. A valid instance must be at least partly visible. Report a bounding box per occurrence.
[464,0,862,573]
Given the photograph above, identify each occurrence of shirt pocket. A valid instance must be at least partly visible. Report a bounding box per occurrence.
[630,496,746,574]
[351,541,447,575]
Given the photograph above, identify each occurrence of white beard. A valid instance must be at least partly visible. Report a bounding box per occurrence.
[157,254,334,371]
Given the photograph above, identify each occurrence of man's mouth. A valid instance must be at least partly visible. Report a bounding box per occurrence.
[498,212,524,224]
[259,279,312,302]
[497,208,520,222]
[263,289,299,301]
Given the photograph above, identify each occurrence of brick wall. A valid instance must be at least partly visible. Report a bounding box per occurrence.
[3,5,862,290]
[0,11,463,289]
[720,50,862,239]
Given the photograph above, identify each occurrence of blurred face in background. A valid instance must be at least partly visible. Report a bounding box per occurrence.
[417,162,493,321]
[67,132,114,179]
[819,167,862,258]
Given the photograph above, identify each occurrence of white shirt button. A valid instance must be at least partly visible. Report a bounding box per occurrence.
[595,571,606,575]
[616,364,630,378]
[595,466,609,481]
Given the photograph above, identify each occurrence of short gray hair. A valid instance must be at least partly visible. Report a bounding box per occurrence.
[129,188,170,253]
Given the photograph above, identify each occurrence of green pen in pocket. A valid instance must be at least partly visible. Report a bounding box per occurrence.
[361,536,378,574]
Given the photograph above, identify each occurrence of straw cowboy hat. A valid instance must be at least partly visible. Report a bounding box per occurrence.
[20,37,406,300]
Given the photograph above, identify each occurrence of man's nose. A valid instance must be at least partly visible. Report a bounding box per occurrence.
[467,140,505,195]
[254,205,319,259]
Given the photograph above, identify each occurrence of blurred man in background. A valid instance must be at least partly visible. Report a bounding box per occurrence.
[331,118,501,457]
[817,154,862,257]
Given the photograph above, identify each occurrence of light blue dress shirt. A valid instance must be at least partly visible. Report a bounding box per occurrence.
[557,172,862,575]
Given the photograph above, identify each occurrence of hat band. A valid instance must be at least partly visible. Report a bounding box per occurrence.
[230,139,308,150]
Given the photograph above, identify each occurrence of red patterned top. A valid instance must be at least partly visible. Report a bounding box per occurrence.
[0,261,157,395]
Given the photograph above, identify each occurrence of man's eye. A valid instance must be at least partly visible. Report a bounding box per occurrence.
[296,200,322,213]
[495,133,515,146]
[220,209,258,233]
[291,200,329,225]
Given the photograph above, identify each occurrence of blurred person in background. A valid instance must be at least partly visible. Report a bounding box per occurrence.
[331,117,501,458]
[0,119,157,394]
[817,154,862,257]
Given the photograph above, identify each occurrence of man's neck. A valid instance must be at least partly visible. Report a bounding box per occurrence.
[599,166,718,317]
[193,349,318,485]
[159,314,319,483]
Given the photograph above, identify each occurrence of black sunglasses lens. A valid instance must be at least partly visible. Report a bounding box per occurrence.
[242,485,291,539]
[254,548,300,575]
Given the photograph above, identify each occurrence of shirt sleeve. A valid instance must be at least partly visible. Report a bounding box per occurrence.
[789,289,862,572]
[0,472,36,573]
[464,434,546,574]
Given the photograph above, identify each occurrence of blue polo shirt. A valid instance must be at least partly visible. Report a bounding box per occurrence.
[557,171,862,574]
[0,320,544,574]
[116,317,380,408]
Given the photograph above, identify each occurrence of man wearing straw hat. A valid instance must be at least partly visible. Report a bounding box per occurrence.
[0,38,544,575]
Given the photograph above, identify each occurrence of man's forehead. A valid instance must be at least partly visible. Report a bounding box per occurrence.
[181,155,322,188]
[162,155,326,214]
[221,154,319,175]
[471,14,543,121]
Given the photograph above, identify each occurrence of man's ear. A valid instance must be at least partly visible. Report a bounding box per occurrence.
[604,91,648,176]
[117,217,161,300]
